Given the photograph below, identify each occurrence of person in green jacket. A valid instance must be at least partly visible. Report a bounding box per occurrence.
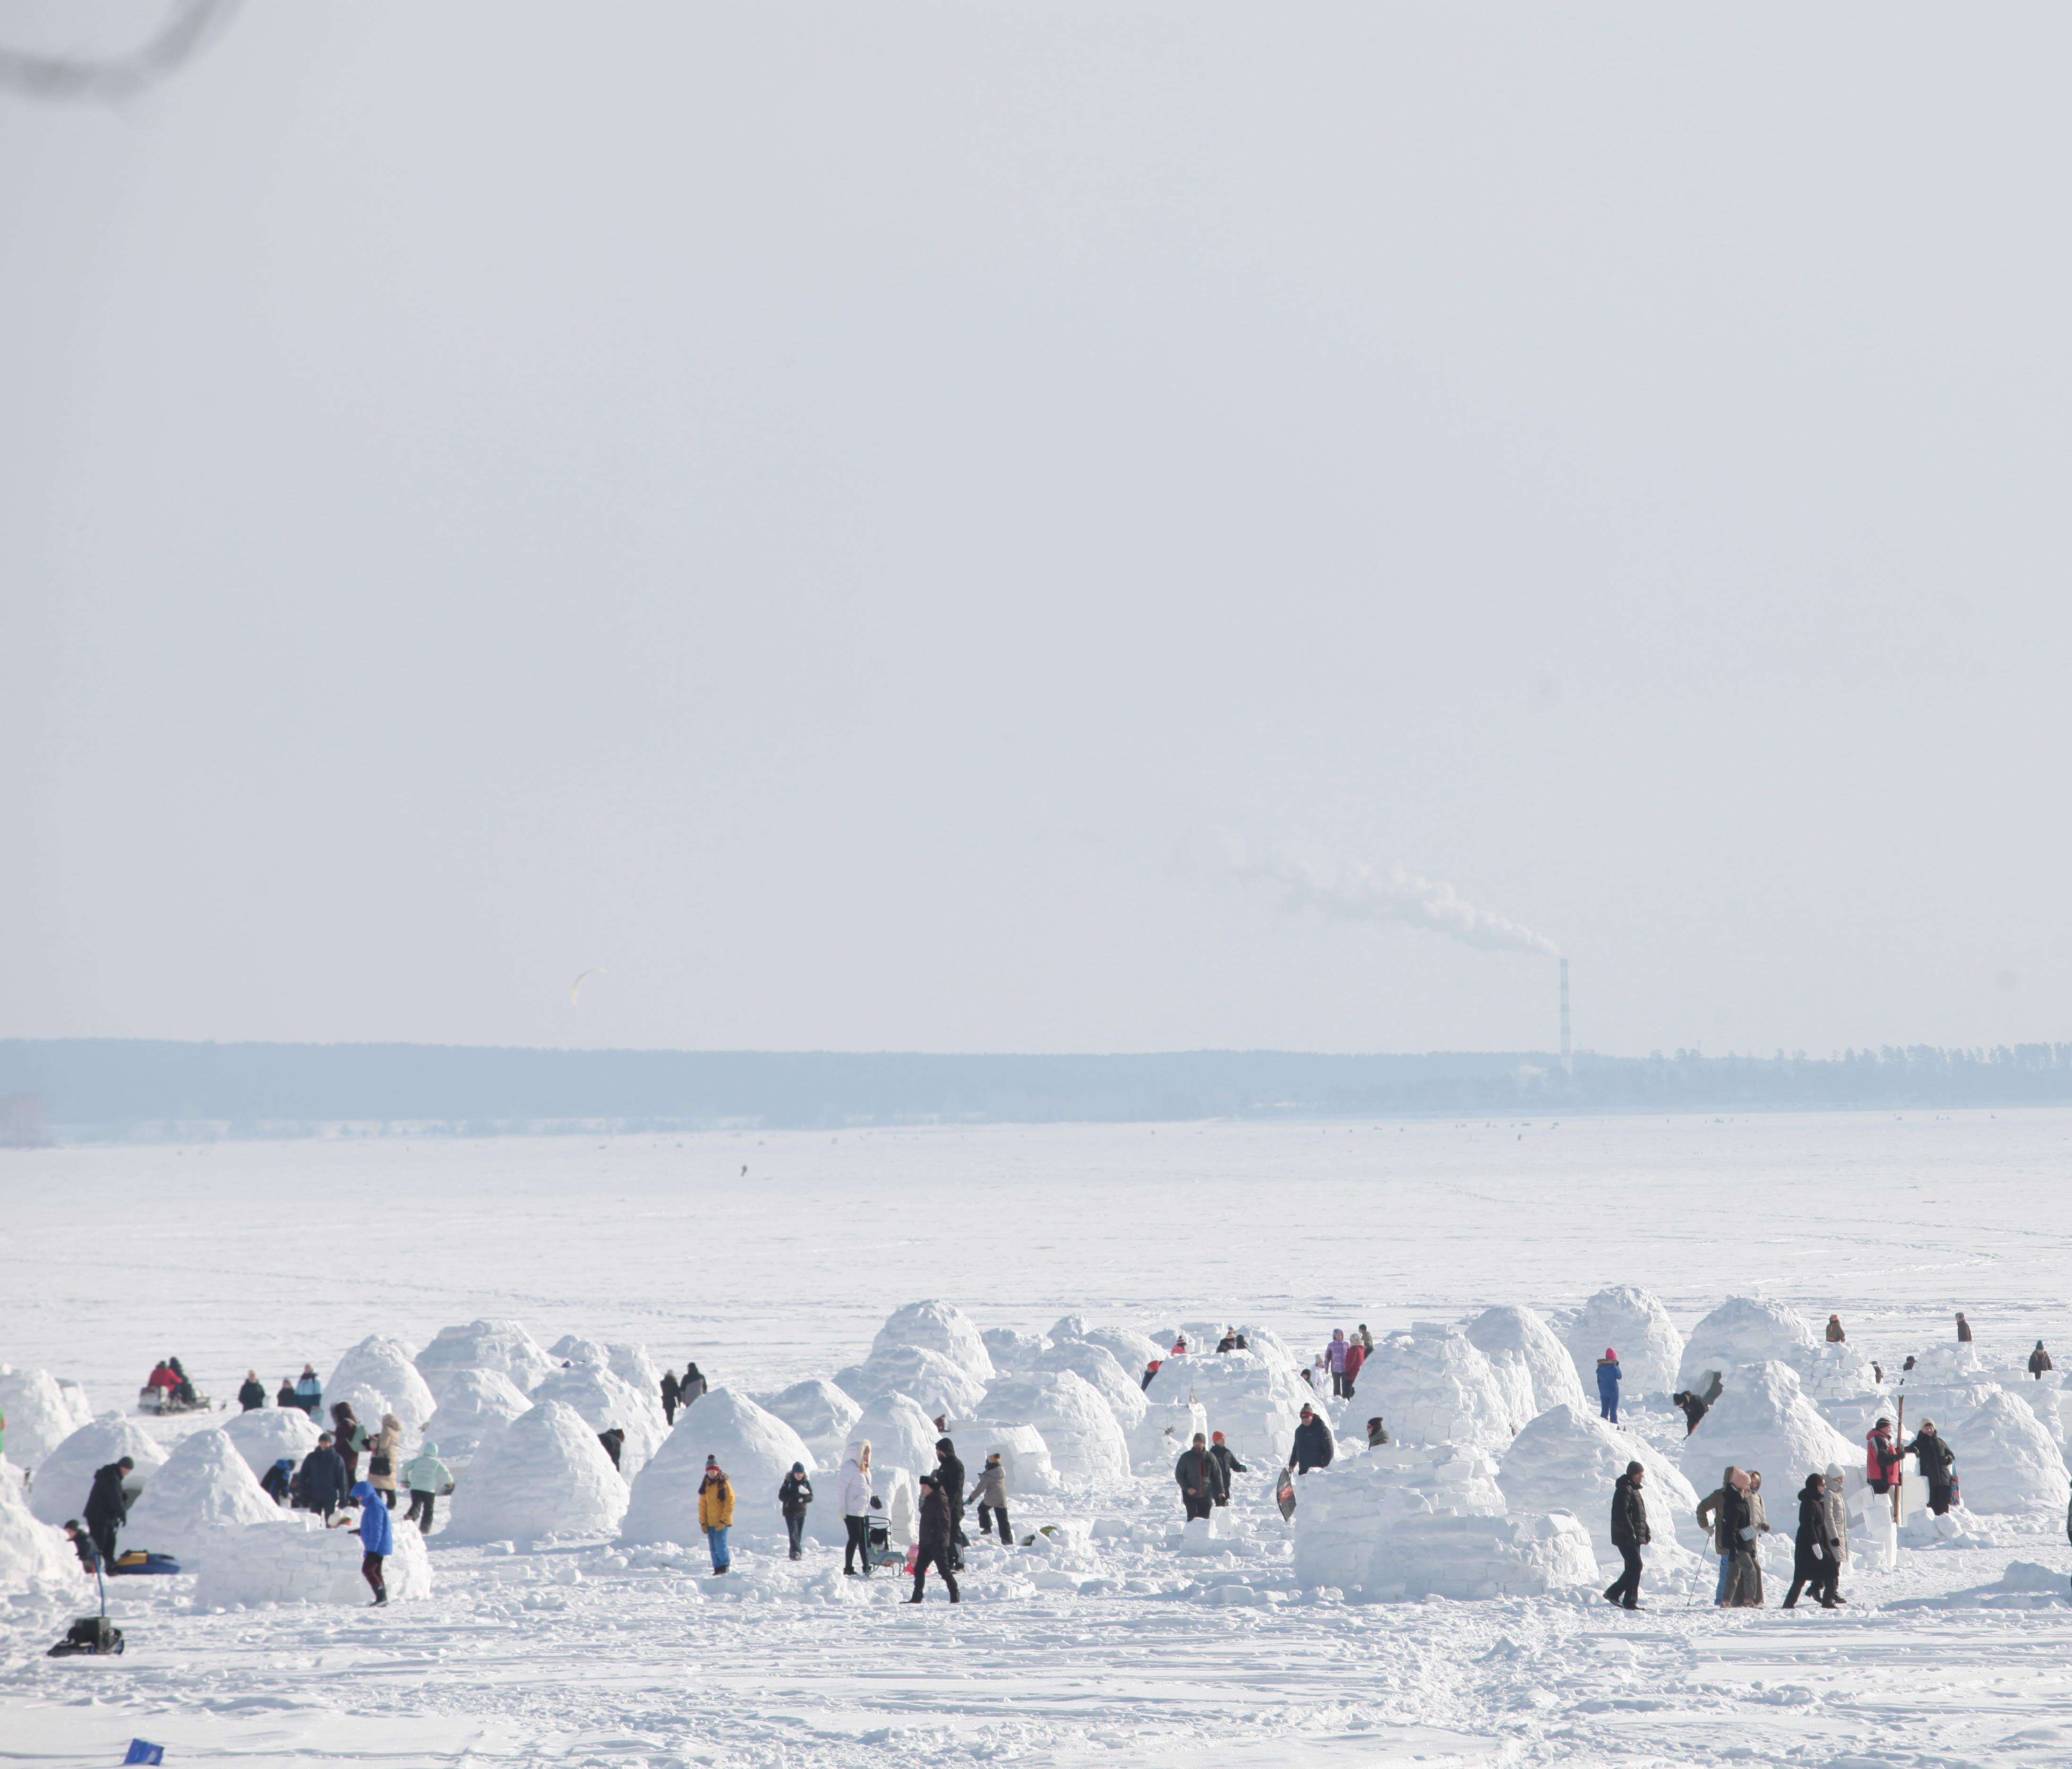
[401,1441,452,1532]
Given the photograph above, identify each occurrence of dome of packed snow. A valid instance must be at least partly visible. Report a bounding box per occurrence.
[1498,1404,1707,1559]
[1676,1296,1818,1391]
[444,1399,628,1544]
[0,1467,73,1595]
[1351,1324,1517,1453]
[835,1343,989,1418]
[123,1428,288,1564]
[223,1404,322,1478]
[978,1371,1130,1484]
[756,1378,862,1465]
[982,1327,1051,1372]
[1055,1318,1166,1378]
[531,1362,667,1479]
[0,1366,94,1468]
[1463,1305,1590,1423]
[848,1391,943,1481]
[622,1388,812,1546]
[1685,1360,1857,1489]
[414,1319,557,1401]
[870,1300,994,1382]
[425,1367,533,1463]
[1559,1287,1684,1400]
[1914,1387,2070,1518]
[1030,1340,1147,1431]
[30,1414,165,1526]
[328,1334,436,1433]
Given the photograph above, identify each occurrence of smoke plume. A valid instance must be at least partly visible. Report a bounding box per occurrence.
[1224,842,1559,958]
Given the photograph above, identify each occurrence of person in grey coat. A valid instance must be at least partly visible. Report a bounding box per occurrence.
[1818,1461,1849,1604]
[968,1451,1010,1545]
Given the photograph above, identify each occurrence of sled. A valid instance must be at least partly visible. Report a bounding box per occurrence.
[110,1551,182,1576]
[1276,1468,1296,1520]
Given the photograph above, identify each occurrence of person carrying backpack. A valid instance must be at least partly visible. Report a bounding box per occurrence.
[778,1463,813,1561]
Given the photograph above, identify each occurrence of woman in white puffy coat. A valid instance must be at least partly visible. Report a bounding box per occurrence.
[839,1440,875,1578]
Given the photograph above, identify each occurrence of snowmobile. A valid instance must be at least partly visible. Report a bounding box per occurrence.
[137,1382,214,1415]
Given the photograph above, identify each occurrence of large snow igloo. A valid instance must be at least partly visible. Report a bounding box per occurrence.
[1676,1297,1818,1392]
[849,1391,943,1481]
[0,1367,93,1468]
[1352,1325,1517,1454]
[1498,1404,1709,1559]
[1029,1340,1147,1433]
[1291,1444,1597,1601]
[30,1415,166,1525]
[976,1371,1130,1485]
[424,1368,533,1464]
[123,1428,291,1565]
[531,1362,668,1480]
[1684,1360,1857,1490]
[443,1399,629,1543]
[222,1405,321,1479]
[414,1319,557,1402]
[1904,1387,2070,1518]
[1559,1287,1685,1401]
[621,1388,813,1547]
[327,1335,437,1434]
[1141,1349,1309,1468]
[1050,1317,1166,1380]
[834,1343,990,1419]
[1463,1306,1590,1425]
[0,1468,74,1596]
[756,1378,862,1467]
[870,1301,995,1382]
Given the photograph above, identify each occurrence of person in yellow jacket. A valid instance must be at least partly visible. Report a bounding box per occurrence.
[698,1455,735,1576]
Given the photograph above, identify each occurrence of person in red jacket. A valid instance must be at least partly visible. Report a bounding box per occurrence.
[1865,1417,1902,1494]
[1342,1336,1366,1398]
[146,1362,180,1393]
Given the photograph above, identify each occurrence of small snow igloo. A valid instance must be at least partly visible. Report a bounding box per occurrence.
[1684,1361,1857,1493]
[1141,1349,1309,1468]
[1029,1340,1147,1432]
[123,1428,290,1565]
[621,1388,813,1547]
[414,1319,556,1403]
[1053,1318,1166,1379]
[1911,1387,2070,1519]
[30,1414,166,1526]
[981,1328,1051,1373]
[531,1362,668,1480]
[1291,1445,1597,1601]
[834,1344,990,1419]
[443,1399,629,1544]
[1676,1297,1817,1394]
[222,1404,321,1479]
[756,1378,862,1467]
[1463,1306,1590,1424]
[1559,1287,1685,1402]
[328,1335,436,1433]
[849,1391,943,1481]
[967,1422,1060,1496]
[1352,1324,1517,1454]
[1498,1404,1708,1558]
[0,1467,73,1595]
[0,1367,93,1468]
[977,1371,1130,1485]
[424,1367,533,1464]
[870,1301,995,1383]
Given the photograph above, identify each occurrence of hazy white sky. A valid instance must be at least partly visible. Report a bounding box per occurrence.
[4,2,2069,1057]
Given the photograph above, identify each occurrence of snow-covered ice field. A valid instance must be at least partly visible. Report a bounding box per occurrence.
[7,1108,2072,1768]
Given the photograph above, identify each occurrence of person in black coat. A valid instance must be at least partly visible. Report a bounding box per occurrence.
[1604,1462,1649,1609]
[597,1428,625,1470]
[680,1364,708,1405]
[2031,1342,2054,1378]
[1782,1471,1840,1608]
[1174,1434,1220,1520]
[660,1370,681,1425]
[1207,1431,1247,1506]
[933,1438,968,1569]
[906,1474,960,1603]
[238,1372,267,1411]
[1289,1407,1334,1475]
[298,1434,350,1520]
[778,1463,813,1560]
[82,1460,132,1570]
[1903,1421,1957,1515]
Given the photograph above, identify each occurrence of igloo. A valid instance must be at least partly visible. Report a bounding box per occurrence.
[1559,1287,1685,1400]
[193,1509,432,1609]
[1292,1444,1598,1600]
[1498,1404,1708,1558]
[1676,1297,1818,1392]
[608,1344,661,1396]
[849,1391,943,1481]
[1031,1340,1147,1432]
[757,1378,862,1464]
[981,1328,1051,1372]
[548,1334,612,1366]
[1922,1388,2070,1518]
[622,1388,813,1547]
[414,1319,556,1401]
[531,1362,668,1480]
[328,1335,436,1434]
[977,1371,1129,1485]
[1351,1325,1517,1454]
[30,1415,166,1525]
[1141,1348,1310,1468]
[223,1404,321,1479]
[424,1368,533,1463]
[967,1422,1060,1496]
[1463,1307,1590,1422]
[1684,1361,1857,1490]
[1052,1318,1165,1378]
[123,1429,289,1564]
[869,1301,995,1382]
[834,1344,989,1419]
[1129,1396,1209,1476]
[443,1400,628,1544]
[0,1367,88,1467]
[0,1468,73,1594]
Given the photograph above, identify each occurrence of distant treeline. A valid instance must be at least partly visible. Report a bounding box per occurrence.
[2,1039,2070,1142]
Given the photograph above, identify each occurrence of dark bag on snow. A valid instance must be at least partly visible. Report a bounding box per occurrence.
[49,1616,124,1656]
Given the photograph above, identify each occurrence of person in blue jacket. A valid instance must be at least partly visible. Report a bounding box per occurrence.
[1596,1348,1623,1424]
[346,1480,392,1605]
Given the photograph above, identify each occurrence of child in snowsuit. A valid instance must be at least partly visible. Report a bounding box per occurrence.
[969,1452,1010,1544]
[1596,1349,1622,1424]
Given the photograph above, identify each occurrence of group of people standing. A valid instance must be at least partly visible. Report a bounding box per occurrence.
[828,1435,1006,1603]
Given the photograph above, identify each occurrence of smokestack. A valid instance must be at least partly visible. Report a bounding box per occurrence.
[1559,957,1571,1075]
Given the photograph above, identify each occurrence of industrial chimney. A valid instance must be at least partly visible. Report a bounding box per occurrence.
[1559,957,1571,1075]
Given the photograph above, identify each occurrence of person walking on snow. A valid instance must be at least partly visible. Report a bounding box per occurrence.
[1865,1417,1901,1494]
[1175,1433,1220,1520]
[1596,1348,1623,1424]
[2031,1341,2054,1378]
[344,1480,392,1605]
[968,1452,1010,1545]
[1782,1472,1841,1608]
[368,1413,403,1510]
[1328,1329,1351,1399]
[299,1433,350,1521]
[1695,1466,1743,1605]
[1208,1431,1248,1505]
[402,1441,450,1532]
[83,1455,133,1571]
[295,1365,322,1416]
[934,1438,968,1570]
[680,1363,708,1405]
[1903,1420,1957,1515]
[1604,1461,1649,1610]
[1289,1405,1334,1475]
[1955,1313,1972,1343]
[907,1473,960,1603]
[1825,1315,1846,1343]
[778,1463,813,1560]
[839,1440,875,1577]
[1724,1469,1765,1606]
[1818,1462,1849,1606]
[660,1369,681,1425]
[238,1371,267,1410]
[698,1456,734,1575]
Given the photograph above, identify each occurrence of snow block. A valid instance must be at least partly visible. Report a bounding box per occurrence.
[1463,1306,1589,1426]
[192,1509,431,1609]
[1559,1287,1684,1401]
[1498,1404,1707,1557]
[1141,1348,1308,1468]
[124,1428,290,1566]
[869,1301,995,1383]
[621,1388,813,1547]
[30,1415,166,1525]
[961,1422,1059,1496]
[1351,1324,1517,1454]
[414,1319,556,1402]
[328,1335,436,1434]
[444,1399,629,1543]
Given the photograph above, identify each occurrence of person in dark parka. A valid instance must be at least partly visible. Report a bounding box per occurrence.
[2031,1342,2054,1378]
[1956,1313,1972,1344]
[1782,1472,1840,1608]
[778,1463,813,1560]
[1175,1433,1220,1520]
[1289,1406,1334,1475]
[934,1438,968,1569]
[597,1427,625,1470]
[1903,1420,1957,1514]
[83,1457,133,1571]
[660,1370,681,1425]
[680,1364,708,1405]
[1207,1431,1247,1506]
[298,1433,350,1520]
[238,1371,267,1411]
[1604,1462,1649,1609]
[906,1474,960,1603]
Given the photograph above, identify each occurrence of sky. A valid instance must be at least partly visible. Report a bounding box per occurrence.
[3,2,2069,1059]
